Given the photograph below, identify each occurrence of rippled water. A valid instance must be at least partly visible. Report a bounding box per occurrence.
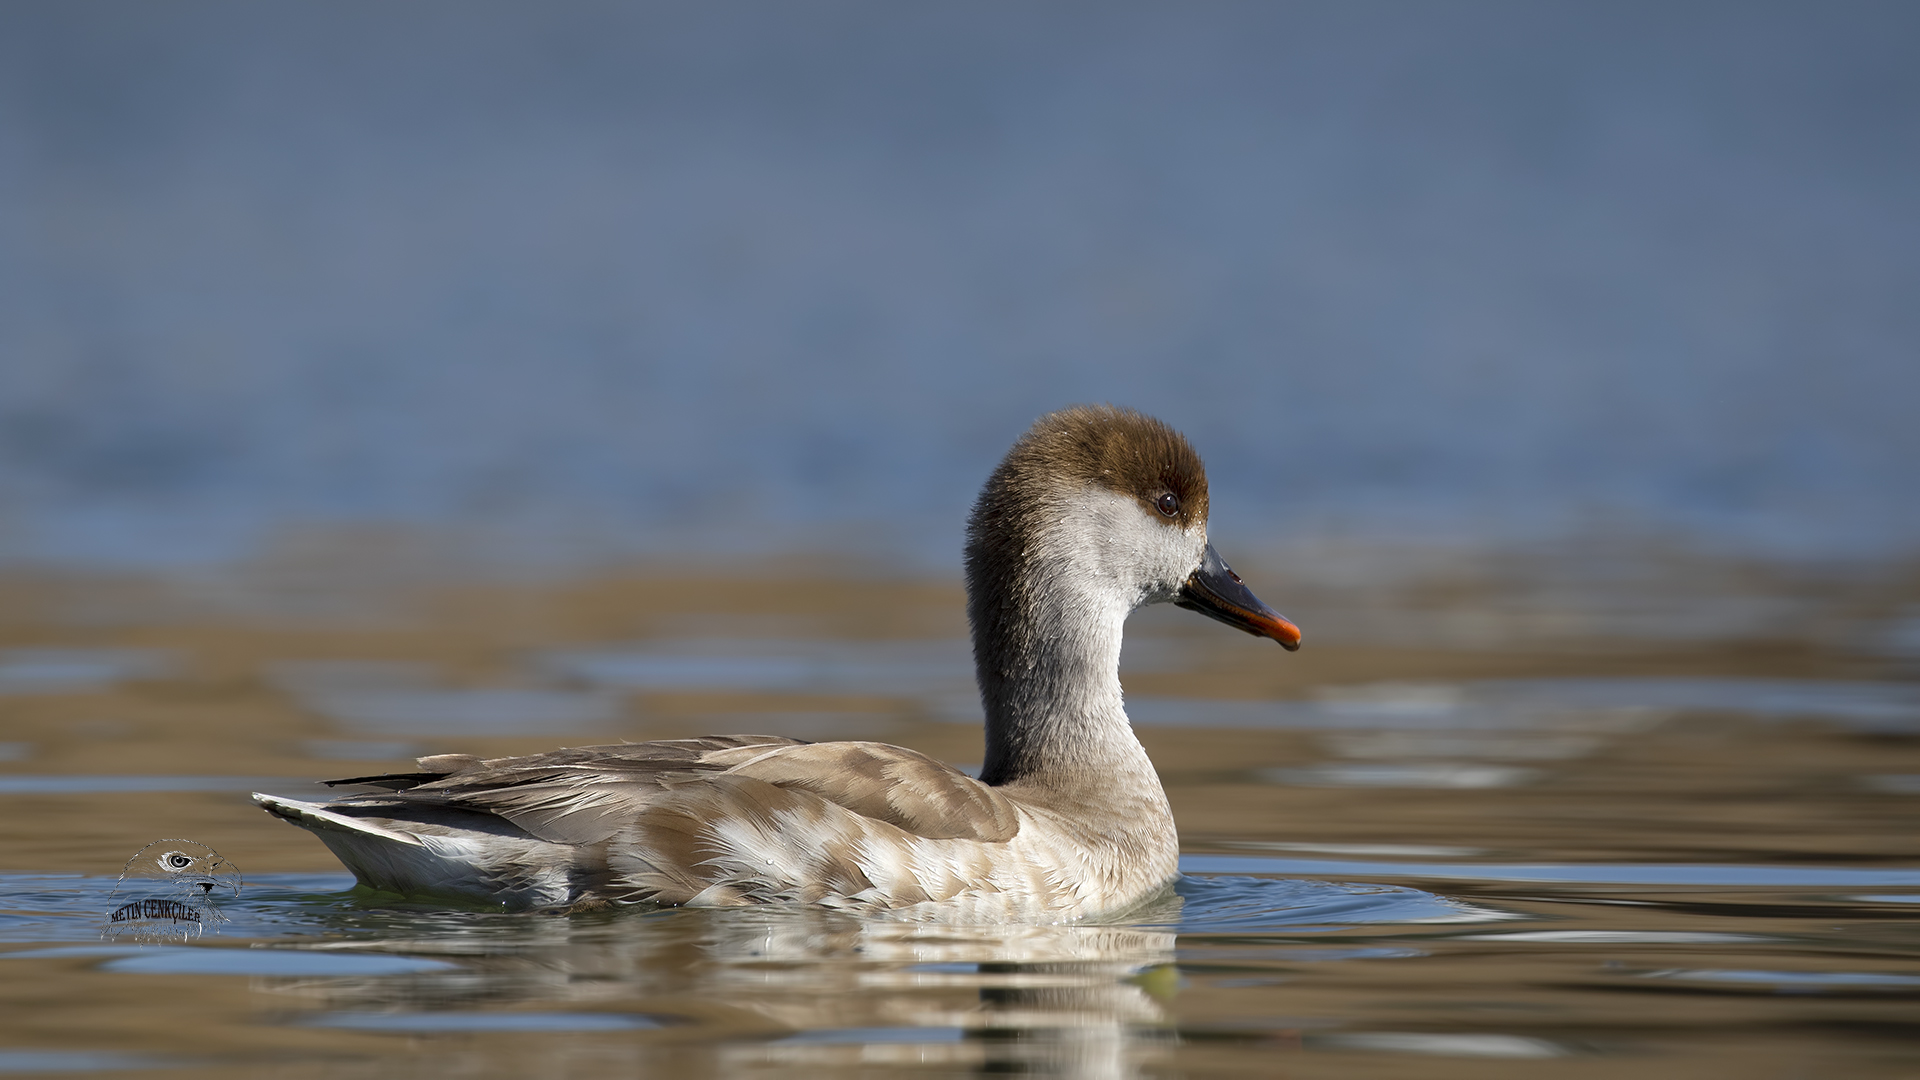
[0,555,1916,1077]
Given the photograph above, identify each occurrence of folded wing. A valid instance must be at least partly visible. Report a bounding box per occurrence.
[284,735,1026,909]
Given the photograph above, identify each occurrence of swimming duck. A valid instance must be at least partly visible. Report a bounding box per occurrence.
[253,406,1300,920]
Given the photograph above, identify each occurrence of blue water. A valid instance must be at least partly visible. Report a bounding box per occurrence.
[1,1,1916,567]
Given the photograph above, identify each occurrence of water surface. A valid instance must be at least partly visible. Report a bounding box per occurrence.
[0,555,1915,1077]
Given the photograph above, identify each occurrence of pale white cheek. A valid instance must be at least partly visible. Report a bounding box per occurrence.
[1051,487,1206,608]
[1140,522,1208,604]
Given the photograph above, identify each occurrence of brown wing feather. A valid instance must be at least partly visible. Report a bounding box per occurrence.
[720,742,1021,843]
[326,735,810,845]
[318,734,1016,866]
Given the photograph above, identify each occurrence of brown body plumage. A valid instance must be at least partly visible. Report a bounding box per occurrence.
[254,406,1299,920]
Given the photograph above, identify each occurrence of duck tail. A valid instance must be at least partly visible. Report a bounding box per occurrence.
[251,792,425,846]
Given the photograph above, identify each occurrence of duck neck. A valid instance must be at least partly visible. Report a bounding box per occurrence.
[968,556,1159,795]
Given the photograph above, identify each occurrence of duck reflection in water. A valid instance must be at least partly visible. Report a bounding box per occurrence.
[261,900,1182,1079]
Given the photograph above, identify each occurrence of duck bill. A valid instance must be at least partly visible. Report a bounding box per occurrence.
[1174,543,1302,651]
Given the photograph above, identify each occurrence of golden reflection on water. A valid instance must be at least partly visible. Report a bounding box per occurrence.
[0,544,1917,1078]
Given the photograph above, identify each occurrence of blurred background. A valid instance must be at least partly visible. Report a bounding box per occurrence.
[0,0,1916,573]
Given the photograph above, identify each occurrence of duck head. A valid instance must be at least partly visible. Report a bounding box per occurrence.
[965,404,1299,656]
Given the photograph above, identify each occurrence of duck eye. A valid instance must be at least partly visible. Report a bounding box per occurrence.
[1155,492,1180,517]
